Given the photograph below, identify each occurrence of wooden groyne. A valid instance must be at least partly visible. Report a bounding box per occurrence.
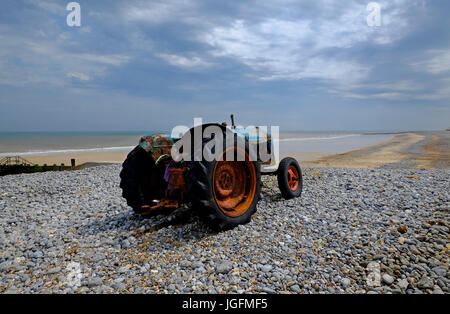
[0,156,74,176]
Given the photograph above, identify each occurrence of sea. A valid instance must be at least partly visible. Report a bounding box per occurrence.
[0,131,395,158]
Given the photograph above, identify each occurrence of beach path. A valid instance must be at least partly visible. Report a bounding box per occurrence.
[301,131,450,169]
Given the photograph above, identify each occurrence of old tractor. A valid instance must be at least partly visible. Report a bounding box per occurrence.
[120,116,303,231]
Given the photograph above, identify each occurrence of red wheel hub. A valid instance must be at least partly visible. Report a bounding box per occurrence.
[287,165,299,191]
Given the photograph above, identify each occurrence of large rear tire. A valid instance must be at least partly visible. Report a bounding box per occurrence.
[186,137,261,231]
[119,145,166,214]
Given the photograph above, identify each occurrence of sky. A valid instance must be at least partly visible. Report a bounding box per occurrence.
[0,0,449,132]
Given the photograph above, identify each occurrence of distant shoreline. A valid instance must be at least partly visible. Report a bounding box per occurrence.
[0,131,388,158]
[1,131,448,170]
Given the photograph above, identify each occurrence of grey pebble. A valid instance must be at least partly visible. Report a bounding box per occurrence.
[382,274,395,285]
[216,261,233,274]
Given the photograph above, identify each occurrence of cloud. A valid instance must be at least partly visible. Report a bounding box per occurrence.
[413,49,450,74]
[0,25,131,86]
[333,76,450,101]
[198,0,424,82]
[339,91,406,100]
[67,72,90,81]
[76,54,130,66]
[123,0,198,24]
[200,18,371,83]
[370,80,423,92]
[157,53,211,68]
[416,78,450,100]
[27,0,66,14]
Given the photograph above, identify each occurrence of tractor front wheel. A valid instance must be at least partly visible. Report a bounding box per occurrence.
[277,157,303,200]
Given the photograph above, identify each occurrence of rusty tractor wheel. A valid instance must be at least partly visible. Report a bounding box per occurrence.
[277,157,303,200]
[186,135,261,231]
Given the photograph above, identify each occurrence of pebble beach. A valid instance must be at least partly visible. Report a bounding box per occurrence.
[0,164,448,294]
